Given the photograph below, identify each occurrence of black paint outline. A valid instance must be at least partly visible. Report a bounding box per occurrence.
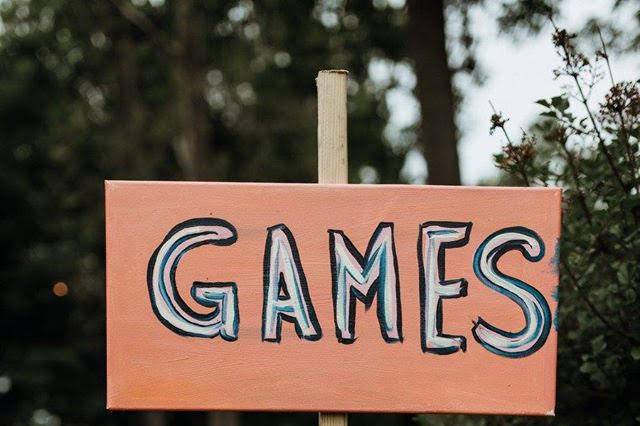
[262,224,322,343]
[418,221,472,354]
[471,226,551,358]
[146,217,239,339]
[191,281,239,342]
[328,222,403,344]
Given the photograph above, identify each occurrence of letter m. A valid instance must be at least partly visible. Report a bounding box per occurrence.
[329,223,402,344]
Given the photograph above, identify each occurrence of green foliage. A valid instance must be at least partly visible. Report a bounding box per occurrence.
[491,26,640,425]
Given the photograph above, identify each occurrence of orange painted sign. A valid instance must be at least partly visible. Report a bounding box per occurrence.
[106,181,561,415]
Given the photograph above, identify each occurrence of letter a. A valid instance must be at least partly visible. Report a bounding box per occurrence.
[262,224,322,342]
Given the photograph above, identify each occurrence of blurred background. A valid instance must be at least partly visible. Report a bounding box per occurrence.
[1,0,639,425]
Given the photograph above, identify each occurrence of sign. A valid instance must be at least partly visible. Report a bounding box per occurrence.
[106,181,561,415]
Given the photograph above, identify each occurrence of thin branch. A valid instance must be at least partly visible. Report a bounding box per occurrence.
[551,22,627,192]
[597,27,640,196]
[557,133,593,225]
[596,27,616,87]
[490,101,532,186]
[109,0,179,54]
[573,76,626,190]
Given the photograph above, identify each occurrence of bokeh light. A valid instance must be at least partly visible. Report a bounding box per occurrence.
[52,282,68,297]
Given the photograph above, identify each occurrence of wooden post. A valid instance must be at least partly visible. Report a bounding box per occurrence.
[317,69,348,426]
[317,70,348,185]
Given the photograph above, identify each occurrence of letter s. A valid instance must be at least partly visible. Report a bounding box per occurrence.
[472,226,551,358]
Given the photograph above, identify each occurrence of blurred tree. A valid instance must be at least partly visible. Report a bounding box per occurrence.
[408,0,460,184]
[2,0,638,425]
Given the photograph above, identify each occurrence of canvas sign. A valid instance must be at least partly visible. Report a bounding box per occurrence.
[106,181,561,415]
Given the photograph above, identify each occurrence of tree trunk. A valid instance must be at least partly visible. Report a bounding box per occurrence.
[115,36,147,176]
[408,0,461,185]
[173,0,211,180]
[173,2,236,424]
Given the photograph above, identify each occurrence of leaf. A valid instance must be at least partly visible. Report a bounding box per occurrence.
[580,361,598,374]
[592,335,607,354]
[616,268,629,285]
[551,95,570,112]
[632,347,640,361]
[535,98,551,107]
